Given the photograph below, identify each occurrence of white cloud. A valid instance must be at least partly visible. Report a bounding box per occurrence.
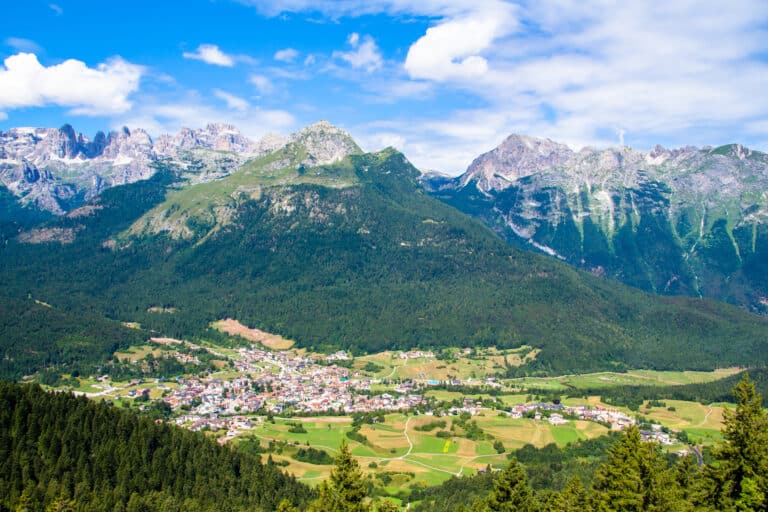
[356,122,488,174]
[274,48,299,62]
[333,33,383,72]
[362,79,433,103]
[240,1,482,19]
[471,0,768,151]
[183,44,235,67]
[249,74,274,94]
[49,3,62,15]
[0,112,7,121]
[241,0,768,164]
[213,89,250,111]
[5,37,42,54]
[0,53,142,115]
[404,2,518,81]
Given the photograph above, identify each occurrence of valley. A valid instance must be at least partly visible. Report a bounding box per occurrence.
[43,323,743,499]
[2,121,768,510]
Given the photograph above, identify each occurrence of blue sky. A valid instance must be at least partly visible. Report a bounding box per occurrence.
[1,0,767,173]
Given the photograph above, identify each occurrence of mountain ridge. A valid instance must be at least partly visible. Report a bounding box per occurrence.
[424,133,768,313]
[2,137,768,377]
[0,120,355,215]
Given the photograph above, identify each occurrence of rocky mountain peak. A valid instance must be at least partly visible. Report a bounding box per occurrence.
[434,132,768,313]
[288,120,361,166]
[0,121,369,215]
[709,143,755,160]
[154,124,259,156]
[460,134,573,191]
[101,127,154,161]
[253,133,288,155]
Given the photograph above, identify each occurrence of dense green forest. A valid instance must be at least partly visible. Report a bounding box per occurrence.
[2,151,768,379]
[0,296,145,380]
[0,185,51,227]
[0,382,313,512]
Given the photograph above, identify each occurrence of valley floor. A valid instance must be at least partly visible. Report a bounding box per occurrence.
[47,326,741,496]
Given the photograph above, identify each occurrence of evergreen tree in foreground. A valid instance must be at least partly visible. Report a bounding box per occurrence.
[590,425,686,511]
[698,373,768,511]
[0,382,313,512]
[540,477,591,511]
[308,440,369,512]
[472,457,538,511]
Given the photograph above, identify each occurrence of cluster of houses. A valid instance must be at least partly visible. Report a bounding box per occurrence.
[161,345,426,433]
[640,424,674,445]
[171,414,255,444]
[173,352,201,365]
[397,350,435,359]
[506,402,636,430]
[149,344,687,448]
[325,350,351,362]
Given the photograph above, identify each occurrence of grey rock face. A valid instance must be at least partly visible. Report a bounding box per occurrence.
[0,125,158,211]
[153,123,265,156]
[287,120,361,167]
[0,121,362,215]
[459,134,573,191]
[428,134,768,313]
[0,123,312,214]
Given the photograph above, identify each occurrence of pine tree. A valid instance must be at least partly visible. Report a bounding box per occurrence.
[699,373,768,511]
[543,477,591,512]
[276,498,300,512]
[45,496,76,512]
[590,426,681,511]
[672,454,698,508]
[374,498,400,511]
[735,477,764,512]
[308,440,369,512]
[473,458,537,511]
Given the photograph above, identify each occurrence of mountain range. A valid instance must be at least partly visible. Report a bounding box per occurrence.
[0,122,287,214]
[424,134,768,314]
[1,121,768,380]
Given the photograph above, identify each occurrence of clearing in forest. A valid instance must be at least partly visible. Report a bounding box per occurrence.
[212,318,295,349]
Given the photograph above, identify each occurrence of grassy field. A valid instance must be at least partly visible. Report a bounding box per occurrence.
[355,346,535,382]
[506,368,743,392]
[638,399,726,443]
[113,343,168,363]
[240,410,611,491]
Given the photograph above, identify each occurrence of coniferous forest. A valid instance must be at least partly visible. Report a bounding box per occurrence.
[0,382,314,512]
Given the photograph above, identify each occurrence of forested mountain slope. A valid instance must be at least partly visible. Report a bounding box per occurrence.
[2,142,768,376]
